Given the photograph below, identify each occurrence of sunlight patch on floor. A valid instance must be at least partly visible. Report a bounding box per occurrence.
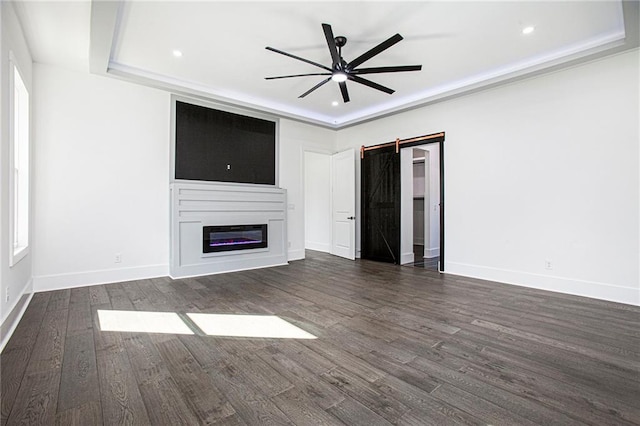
[188,313,317,339]
[97,309,194,335]
[96,309,317,339]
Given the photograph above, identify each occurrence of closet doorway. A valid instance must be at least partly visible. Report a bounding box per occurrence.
[360,132,445,271]
[401,146,440,270]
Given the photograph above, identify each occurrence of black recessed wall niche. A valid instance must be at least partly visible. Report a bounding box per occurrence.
[175,101,276,185]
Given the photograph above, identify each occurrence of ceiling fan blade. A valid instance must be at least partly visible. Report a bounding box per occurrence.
[348,33,403,69]
[266,46,332,72]
[339,81,350,103]
[265,73,331,80]
[353,65,422,74]
[322,23,340,68]
[299,77,332,98]
[349,75,395,94]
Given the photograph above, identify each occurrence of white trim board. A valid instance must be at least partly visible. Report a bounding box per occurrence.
[168,262,288,280]
[304,242,330,253]
[0,289,33,353]
[33,264,169,293]
[424,247,440,259]
[445,261,639,306]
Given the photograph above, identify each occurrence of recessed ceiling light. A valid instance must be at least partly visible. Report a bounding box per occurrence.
[332,101,339,106]
[522,26,535,35]
[172,49,183,57]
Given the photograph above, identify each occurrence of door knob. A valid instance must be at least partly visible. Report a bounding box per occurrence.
[347,216,355,220]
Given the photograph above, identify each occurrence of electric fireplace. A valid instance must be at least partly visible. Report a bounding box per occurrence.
[203,224,268,253]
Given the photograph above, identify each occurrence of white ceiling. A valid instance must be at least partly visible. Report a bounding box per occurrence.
[13,1,638,128]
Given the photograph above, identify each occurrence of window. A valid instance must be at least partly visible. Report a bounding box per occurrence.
[10,59,29,266]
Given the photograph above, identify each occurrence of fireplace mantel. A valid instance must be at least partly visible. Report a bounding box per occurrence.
[170,182,287,278]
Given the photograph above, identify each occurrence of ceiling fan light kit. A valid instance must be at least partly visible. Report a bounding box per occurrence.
[265,23,422,103]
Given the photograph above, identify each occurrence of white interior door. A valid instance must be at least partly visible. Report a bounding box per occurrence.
[331,149,356,260]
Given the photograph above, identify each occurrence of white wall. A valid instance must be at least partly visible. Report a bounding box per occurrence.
[31,64,336,290]
[279,119,337,260]
[1,1,34,347]
[337,49,639,305]
[33,63,171,290]
[304,151,331,252]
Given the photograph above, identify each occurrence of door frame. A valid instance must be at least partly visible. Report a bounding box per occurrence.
[360,132,445,271]
[302,147,357,261]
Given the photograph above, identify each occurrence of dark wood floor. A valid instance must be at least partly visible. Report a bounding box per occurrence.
[1,251,639,425]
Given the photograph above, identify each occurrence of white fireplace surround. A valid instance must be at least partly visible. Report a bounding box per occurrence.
[170,182,288,278]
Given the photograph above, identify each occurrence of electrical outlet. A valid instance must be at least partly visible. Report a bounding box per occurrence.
[5,288,9,302]
[115,253,122,263]
[545,260,553,270]
[288,242,292,248]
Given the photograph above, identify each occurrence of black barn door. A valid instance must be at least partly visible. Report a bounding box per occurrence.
[361,146,400,263]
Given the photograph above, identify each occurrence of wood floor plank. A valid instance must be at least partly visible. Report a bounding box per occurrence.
[57,330,100,413]
[54,400,102,426]
[95,342,151,425]
[66,287,93,338]
[0,346,32,424]
[5,369,61,425]
[299,339,387,383]
[270,388,345,426]
[206,360,293,425]
[459,362,640,425]
[88,285,110,306]
[46,289,70,312]
[374,374,480,426]
[471,318,639,372]
[25,308,68,374]
[407,353,586,426]
[256,346,346,410]
[430,382,539,426]
[92,294,151,426]
[137,376,201,425]
[320,367,411,423]
[154,337,236,423]
[326,396,393,426]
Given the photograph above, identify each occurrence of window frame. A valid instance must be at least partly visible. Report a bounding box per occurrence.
[9,52,30,267]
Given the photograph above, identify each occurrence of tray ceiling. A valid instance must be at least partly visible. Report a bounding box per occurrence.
[13,1,639,128]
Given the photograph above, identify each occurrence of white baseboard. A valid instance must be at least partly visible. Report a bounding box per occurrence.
[445,261,639,306]
[424,247,440,258]
[169,262,288,280]
[305,241,330,253]
[33,264,170,293]
[400,252,415,265]
[288,249,305,261]
[1,286,33,352]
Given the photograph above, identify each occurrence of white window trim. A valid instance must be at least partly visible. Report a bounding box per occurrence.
[8,52,30,267]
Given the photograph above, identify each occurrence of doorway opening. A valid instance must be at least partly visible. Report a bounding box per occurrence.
[303,149,356,261]
[304,151,332,254]
[402,146,440,270]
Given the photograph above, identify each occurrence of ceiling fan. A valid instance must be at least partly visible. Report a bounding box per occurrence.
[265,23,422,103]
